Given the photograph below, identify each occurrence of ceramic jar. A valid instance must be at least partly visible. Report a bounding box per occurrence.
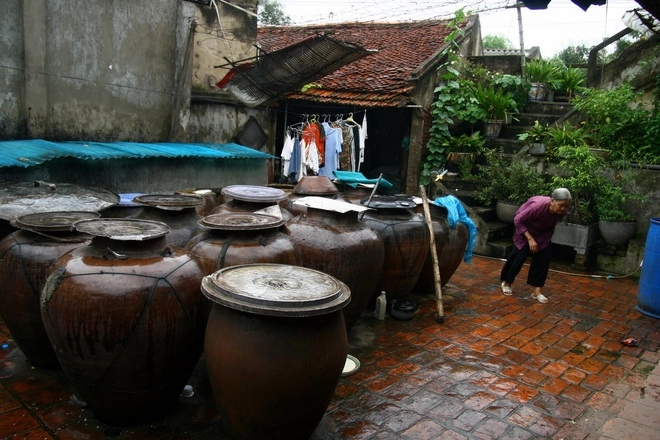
[360,195,430,301]
[132,194,205,247]
[413,203,468,293]
[0,211,100,368]
[40,218,208,425]
[286,176,340,216]
[284,196,384,331]
[201,264,350,440]
[175,188,221,217]
[99,193,145,219]
[210,185,293,221]
[185,212,300,276]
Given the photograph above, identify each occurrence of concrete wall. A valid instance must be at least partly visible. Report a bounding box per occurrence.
[0,0,273,153]
[0,0,25,139]
[0,156,270,193]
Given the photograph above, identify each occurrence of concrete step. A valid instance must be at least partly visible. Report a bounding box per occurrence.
[473,205,497,223]
[486,137,526,153]
[523,101,574,116]
[485,238,514,259]
[485,221,512,241]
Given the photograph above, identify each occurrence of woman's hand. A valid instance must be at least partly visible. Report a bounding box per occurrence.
[528,237,538,253]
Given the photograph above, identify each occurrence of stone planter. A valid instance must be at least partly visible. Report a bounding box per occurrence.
[529,142,546,156]
[528,82,546,101]
[551,222,599,256]
[495,200,520,224]
[598,220,636,246]
[484,119,504,139]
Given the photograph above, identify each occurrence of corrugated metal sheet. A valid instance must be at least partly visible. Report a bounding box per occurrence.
[0,139,275,168]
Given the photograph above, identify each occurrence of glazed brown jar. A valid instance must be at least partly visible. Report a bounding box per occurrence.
[40,218,208,425]
[185,212,300,276]
[201,264,350,440]
[413,202,468,292]
[284,196,384,331]
[0,211,100,368]
[359,195,430,301]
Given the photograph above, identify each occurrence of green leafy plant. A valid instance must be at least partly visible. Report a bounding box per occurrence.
[544,122,588,160]
[474,84,516,121]
[445,132,486,177]
[517,120,550,144]
[525,59,556,83]
[491,74,528,112]
[474,149,550,205]
[558,67,586,102]
[593,166,643,221]
[420,9,468,185]
[574,81,659,164]
[550,144,603,225]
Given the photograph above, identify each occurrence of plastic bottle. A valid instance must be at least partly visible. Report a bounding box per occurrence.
[375,291,387,320]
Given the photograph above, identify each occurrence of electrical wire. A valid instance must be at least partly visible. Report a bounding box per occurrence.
[474,253,643,279]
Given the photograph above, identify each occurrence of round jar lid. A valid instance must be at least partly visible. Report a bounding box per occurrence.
[13,211,101,232]
[201,264,351,317]
[73,218,170,241]
[221,185,288,203]
[199,213,285,230]
[133,194,205,210]
[361,195,417,210]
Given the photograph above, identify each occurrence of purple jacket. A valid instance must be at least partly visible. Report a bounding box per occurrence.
[513,196,564,250]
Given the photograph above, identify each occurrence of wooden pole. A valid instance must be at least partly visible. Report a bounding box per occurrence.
[419,185,444,323]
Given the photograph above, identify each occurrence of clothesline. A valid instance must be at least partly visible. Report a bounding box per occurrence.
[286,111,367,132]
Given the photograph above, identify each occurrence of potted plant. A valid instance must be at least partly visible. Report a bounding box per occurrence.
[445,132,486,177]
[491,74,527,123]
[594,168,642,246]
[549,144,602,257]
[474,84,516,138]
[474,148,550,223]
[558,67,586,103]
[525,59,556,101]
[544,121,588,160]
[544,60,566,102]
[517,120,550,156]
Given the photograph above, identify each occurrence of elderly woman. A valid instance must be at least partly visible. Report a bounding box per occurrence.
[500,188,572,303]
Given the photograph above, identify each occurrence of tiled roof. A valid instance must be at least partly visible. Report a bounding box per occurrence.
[257,20,460,107]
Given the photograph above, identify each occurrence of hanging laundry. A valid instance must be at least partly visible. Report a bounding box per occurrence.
[302,122,325,167]
[359,112,368,171]
[318,122,343,178]
[281,133,294,180]
[289,136,303,183]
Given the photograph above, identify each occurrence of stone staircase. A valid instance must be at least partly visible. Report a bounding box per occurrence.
[434,99,575,258]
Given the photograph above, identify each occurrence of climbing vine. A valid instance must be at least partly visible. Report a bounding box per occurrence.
[420,9,475,185]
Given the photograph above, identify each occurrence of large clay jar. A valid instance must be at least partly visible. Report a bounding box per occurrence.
[133,194,205,247]
[175,188,221,217]
[40,218,208,425]
[284,196,384,331]
[185,212,300,276]
[360,195,430,301]
[201,264,350,440]
[413,202,468,292]
[211,185,293,221]
[0,211,100,369]
[335,183,374,205]
[286,176,340,216]
[99,193,145,219]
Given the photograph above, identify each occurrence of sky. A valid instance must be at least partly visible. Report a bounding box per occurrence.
[277,0,642,57]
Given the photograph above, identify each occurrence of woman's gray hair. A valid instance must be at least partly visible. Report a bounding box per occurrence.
[551,188,572,201]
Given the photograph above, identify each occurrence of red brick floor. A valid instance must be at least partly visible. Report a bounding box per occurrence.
[1,254,659,439]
